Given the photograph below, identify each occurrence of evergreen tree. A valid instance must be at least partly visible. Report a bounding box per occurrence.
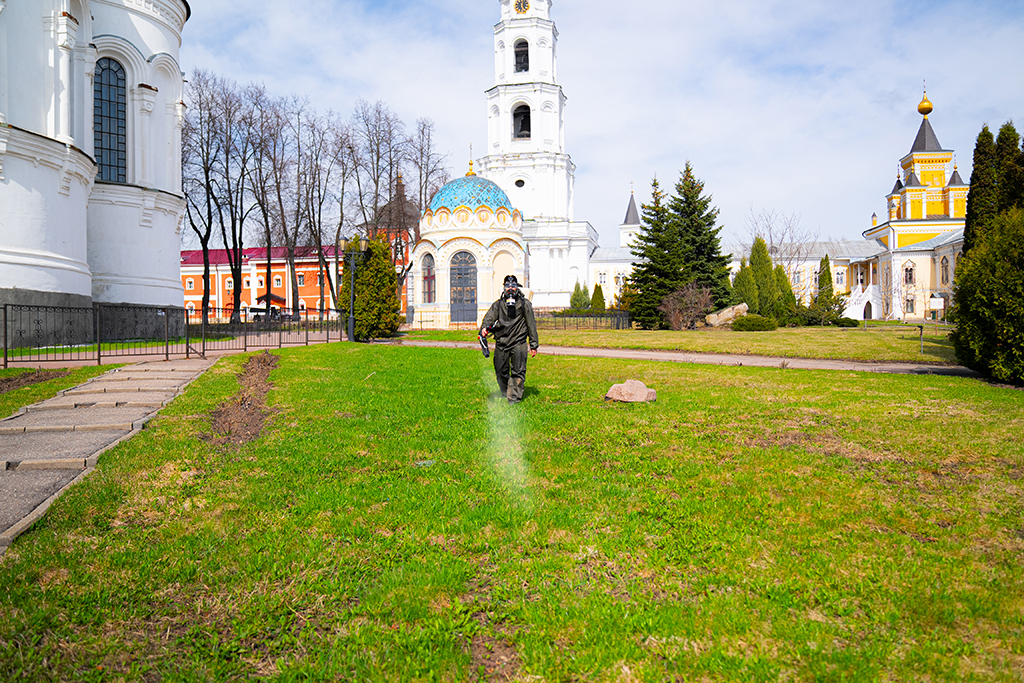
[591,284,606,311]
[952,207,1024,383]
[339,237,401,340]
[732,258,759,314]
[816,255,834,304]
[627,178,686,329]
[964,125,998,254]
[749,236,780,319]
[775,265,797,315]
[570,281,590,309]
[994,121,1024,213]
[668,163,733,309]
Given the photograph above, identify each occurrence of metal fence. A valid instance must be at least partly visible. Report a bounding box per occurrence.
[3,303,186,367]
[535,312,632,331]
[185,307,345,355]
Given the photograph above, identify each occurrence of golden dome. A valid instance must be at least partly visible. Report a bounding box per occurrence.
[918,91,933,118]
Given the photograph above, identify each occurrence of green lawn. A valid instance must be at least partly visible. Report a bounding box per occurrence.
[405,323,958,364]
[0,366,117,420]
[1,344,1021,681]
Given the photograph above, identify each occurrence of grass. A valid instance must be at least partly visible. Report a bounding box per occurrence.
[0,366,118,419]
[404,323,958,364]
[1,343,1022,681]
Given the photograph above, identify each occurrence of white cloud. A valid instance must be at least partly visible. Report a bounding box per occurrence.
[180,0,1024,247]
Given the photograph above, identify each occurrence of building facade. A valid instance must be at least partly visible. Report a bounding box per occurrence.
[0,0,190,310]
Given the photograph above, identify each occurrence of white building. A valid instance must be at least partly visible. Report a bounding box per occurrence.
[476,0,633,309]
[0,0,190,310]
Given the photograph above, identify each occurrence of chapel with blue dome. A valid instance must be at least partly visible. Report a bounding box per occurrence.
[428,173,513,214]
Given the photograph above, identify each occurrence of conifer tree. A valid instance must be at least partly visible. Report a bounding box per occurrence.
[732,259,759,314]
[668,162,733,309]
[570,282,590,309]
[591,284,605,311]
[339,237,401,340]
[749,236,780,319]
[627,178,686,329]
[994,121,1024,213]
[964,125,998,254]
[775,265,797,315]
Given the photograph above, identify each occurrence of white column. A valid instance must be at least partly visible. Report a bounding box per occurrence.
[0,0,8,125]
[134,85,157,187]
[170,100,184,193]
[54,13,78,144]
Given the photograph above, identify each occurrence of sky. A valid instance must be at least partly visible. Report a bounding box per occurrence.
[178,0,1024,249]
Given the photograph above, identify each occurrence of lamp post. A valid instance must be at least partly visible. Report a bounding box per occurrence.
[339,235,369,342]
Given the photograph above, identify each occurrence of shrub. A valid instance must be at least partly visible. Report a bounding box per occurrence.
[834,317,860,328]
[591,284,606,311]
[951,208,1024,383]
[732,314,778,332]
[659,284,713,331]
[339,237,401,340]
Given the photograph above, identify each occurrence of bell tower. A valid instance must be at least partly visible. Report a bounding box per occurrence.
[478,0,574,222]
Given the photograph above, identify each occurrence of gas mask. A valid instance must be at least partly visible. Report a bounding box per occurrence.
[502,284,518,307]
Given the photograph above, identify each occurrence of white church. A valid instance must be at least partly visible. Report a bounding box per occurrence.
[408,0,636,326]
[0,0,189,310]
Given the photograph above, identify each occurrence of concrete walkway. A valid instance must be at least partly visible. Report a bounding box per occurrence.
[0,358,214,557]
[386,339,979,377]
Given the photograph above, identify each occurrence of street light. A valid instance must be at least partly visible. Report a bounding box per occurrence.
[339,235,370,342]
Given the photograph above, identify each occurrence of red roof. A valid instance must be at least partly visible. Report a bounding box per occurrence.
[179,246,341,267]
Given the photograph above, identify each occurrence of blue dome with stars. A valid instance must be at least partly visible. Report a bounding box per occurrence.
[429,173,512,214]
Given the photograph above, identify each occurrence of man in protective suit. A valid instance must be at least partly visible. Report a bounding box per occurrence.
[479,275,539,404]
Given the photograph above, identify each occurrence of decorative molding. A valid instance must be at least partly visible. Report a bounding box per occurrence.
[0,125,9,180]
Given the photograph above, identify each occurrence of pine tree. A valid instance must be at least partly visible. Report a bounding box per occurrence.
[627,178,686,329]
[591,284,605,311]
[816,255,834,304]
[668,162,733,309]
[994,121,1024,213]
[964,125,998,254]
[732,258,759,314]
[339,237,401,340]
[749,236,780,319]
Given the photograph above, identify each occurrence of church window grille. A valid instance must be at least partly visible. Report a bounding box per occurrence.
[940,256,950,285]
[513,105,531,139]
[514,40,530,73]
[94,58,128,183]
[423,254,436,304]
[903,263,916,286]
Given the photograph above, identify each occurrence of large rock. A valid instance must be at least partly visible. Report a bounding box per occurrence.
[605,380,657,403]
[706,303,749,327]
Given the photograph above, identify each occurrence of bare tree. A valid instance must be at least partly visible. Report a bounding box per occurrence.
[182,70,257,323]
[300,111,346,316]
[746,209,821,304]
[408,117,451,212]
[182,70,221,324]
[246,84,285,317]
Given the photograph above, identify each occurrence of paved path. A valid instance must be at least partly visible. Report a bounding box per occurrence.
[0,358,214,557]
[385,339,978,377]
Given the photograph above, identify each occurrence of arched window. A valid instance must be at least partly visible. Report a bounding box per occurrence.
[513,105,531,139]
[94,58,127,183]
[903,262,916,286]
[514,40,530,73]
[940,256,950,285]
[423,254,436,304]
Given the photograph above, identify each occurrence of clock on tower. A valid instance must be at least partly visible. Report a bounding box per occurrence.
[515,0,530,14]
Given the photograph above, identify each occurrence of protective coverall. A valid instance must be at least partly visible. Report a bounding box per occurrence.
[480,293,539,403]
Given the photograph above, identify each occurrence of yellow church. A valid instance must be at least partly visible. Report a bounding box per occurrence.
[856,92,968,320]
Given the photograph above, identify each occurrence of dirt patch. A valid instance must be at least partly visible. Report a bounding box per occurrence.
[469,612,522,682]
[0,369,70,395]
[203,352,278,447]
